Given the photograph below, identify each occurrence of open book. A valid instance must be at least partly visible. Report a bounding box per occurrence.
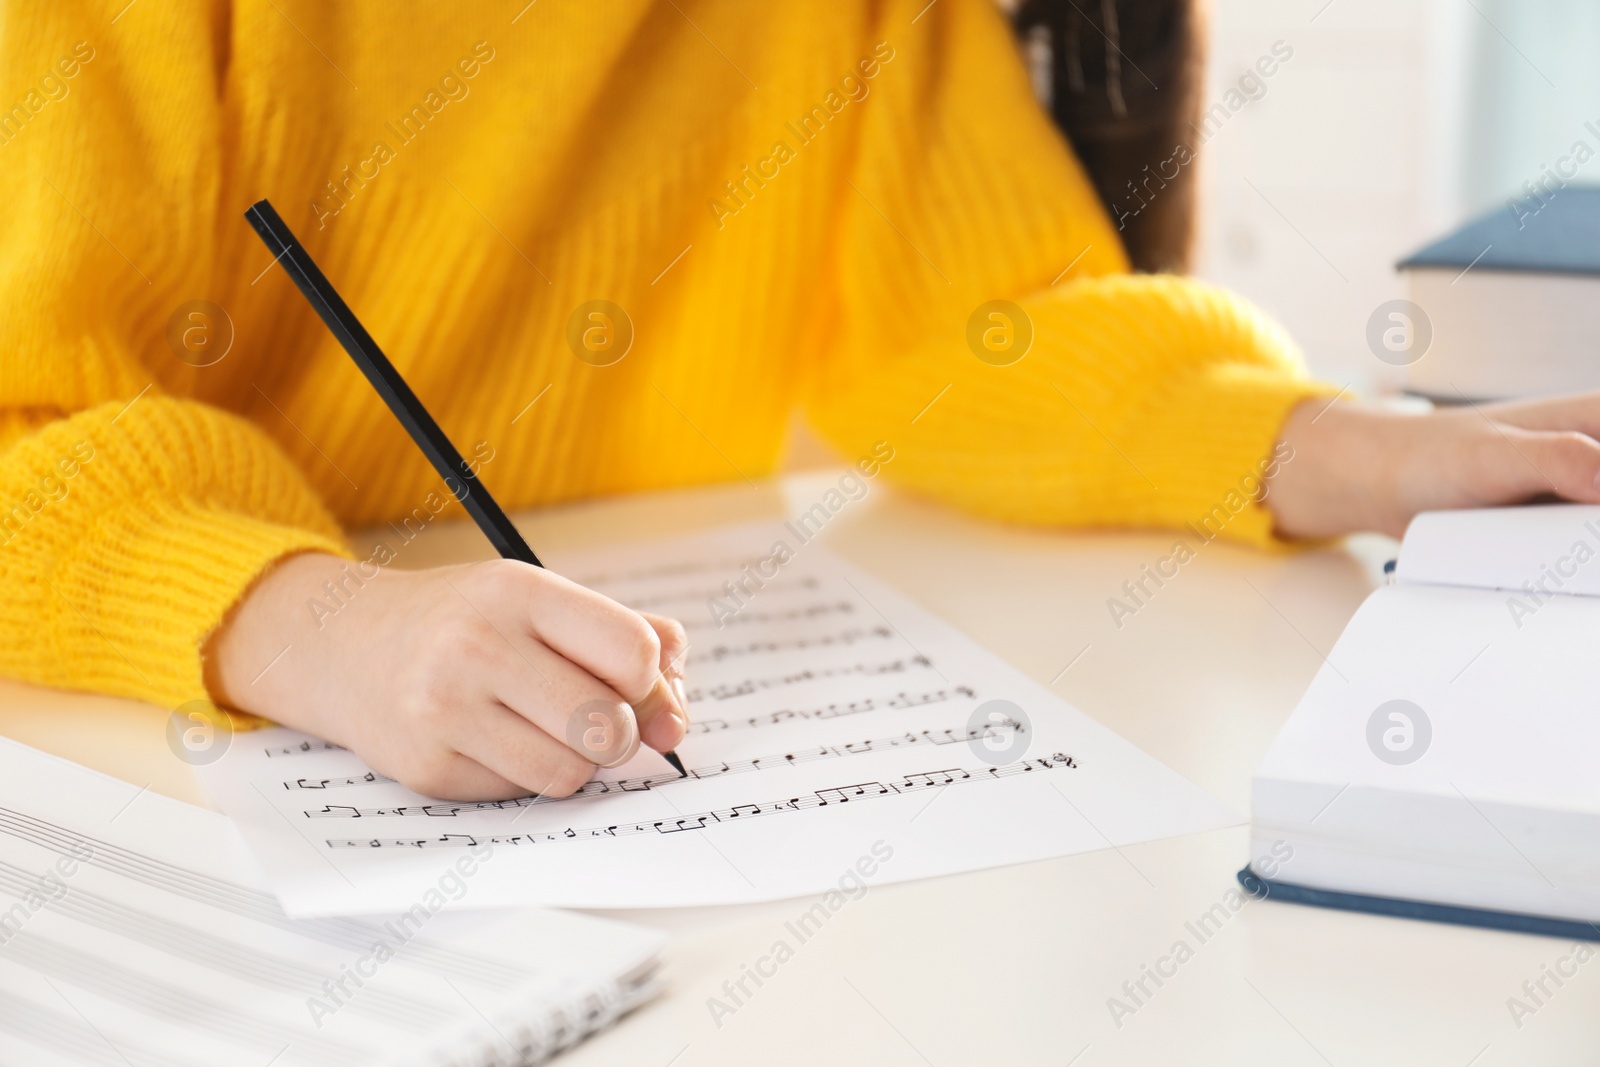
[1247,504,1600,933]
[0,736,664,1066]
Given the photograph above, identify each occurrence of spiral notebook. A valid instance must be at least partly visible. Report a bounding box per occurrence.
[0,735,664,1066]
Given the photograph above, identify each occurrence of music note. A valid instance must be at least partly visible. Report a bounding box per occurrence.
[264,739,346,758]
[687,656,938,703]
[288,771,389,790]
[687,687,969,734]
[901,769,971,790]
[815,783,889,805]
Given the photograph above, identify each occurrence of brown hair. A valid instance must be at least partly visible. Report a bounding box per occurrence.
[1012,0,1205,274]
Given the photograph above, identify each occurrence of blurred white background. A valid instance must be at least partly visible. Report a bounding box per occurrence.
[1197,0,1600,394]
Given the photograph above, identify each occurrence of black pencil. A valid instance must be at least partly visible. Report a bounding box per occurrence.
[243,198,687,779]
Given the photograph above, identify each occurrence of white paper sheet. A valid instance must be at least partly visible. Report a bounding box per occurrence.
[201,522,1239,916]
[0,736,663,1066]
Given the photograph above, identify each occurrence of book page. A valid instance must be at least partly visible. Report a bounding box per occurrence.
[1257,580,1600,805]
[1251,580,1600,917]
[200,522,1239,916]
[1396,503,1600,596]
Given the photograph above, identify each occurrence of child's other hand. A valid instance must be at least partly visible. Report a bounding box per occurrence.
[1268,392,1600,539]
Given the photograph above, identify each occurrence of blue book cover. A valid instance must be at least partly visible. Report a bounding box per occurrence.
[1398,185,1600,277]
[1237,867,1600,942]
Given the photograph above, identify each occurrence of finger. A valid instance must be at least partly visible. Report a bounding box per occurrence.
[636,613,690,752]
[485,635,642,768]
[477,562,664,707]
[643,612,690,696]
[1478,392,1600,436]
[1474,425,1600,505]
[422,604,639,769]
[448,702,600,799]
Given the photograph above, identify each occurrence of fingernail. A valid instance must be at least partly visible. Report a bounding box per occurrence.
[670,677,690,722]
[643,706,685,751]
[573,700,638,768]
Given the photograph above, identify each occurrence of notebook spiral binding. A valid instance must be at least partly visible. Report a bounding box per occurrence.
[419,977,634,1067]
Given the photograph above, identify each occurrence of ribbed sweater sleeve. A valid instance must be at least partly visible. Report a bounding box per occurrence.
[805,0,1336,545]
[0,3,347,708]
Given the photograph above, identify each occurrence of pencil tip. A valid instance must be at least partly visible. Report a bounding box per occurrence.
[663,751,687,778]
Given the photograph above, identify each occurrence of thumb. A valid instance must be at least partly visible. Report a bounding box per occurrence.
[633,613,689,753]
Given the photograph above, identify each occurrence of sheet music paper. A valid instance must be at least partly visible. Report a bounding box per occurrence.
[202,522,1239,916]
[0,736,664,1066]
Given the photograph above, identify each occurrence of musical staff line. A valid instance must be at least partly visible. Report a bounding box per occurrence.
[0,808,522,985]
[686,655,935,703]
[621,575,820,611]
[262,739,346,759]
[327,754,1076,850]
[0,858,447,1029]
[287,771,393,791]
[4,929,359,1064]
[679,601,855,631]
[283,688,984,795]
[568,556,746,587]
[690,686,975,733]
[302,720,1028,819]
[691,626,892,664]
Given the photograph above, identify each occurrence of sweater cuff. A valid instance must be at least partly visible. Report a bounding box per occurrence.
[1127,363,1339,548]
[52,501,349,709]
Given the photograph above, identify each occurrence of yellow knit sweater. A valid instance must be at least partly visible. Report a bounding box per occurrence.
[0,0,1329,712]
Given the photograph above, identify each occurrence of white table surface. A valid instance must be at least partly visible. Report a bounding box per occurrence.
[3,470,1594,1066]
